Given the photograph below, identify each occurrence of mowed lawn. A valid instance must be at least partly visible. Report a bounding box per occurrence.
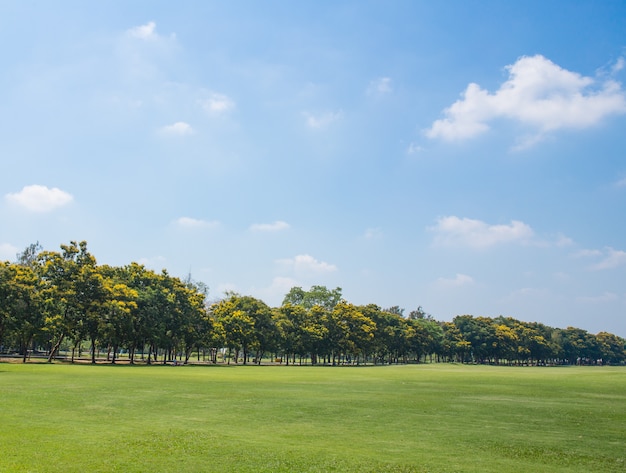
[0,363,624,472]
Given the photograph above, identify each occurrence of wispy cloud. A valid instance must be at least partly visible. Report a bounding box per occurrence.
[363,227,383,240]
[5,185,73,212]
[434,273,475,288]
[611,56,625,74]
[249,221,290,232]
[127,21,159,41]
[591,247,626,270]
[572,248,603,258]
[615,177,626,188]
[303,110,342,129]
[573,246,626,270]
[430,216,534,248]
[159,121,194,136]
[406,143,423,155]
[201,92,235,114]
[425,55,626,145]
[174,217,219,229]
[555,234,575,247]
[367,77,392,96]
[277,254,338,273]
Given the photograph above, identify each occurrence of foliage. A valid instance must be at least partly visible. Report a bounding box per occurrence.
[1,241,624,366]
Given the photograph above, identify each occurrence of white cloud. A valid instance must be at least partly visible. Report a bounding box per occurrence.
[127,21,158,41]
[367,77,392,96]
[174,217,219,229]
[430,216,534,248]
[249,221,290,232]
[615,177,626,188]
[426,55,626,144]
[201,92,235,114]
[591,247,626,270]
[434,273,474,288]
[0,243,19,261]
[160,121,194,136]
[5,185,73,212]
[303,110,342,129]
[276,254,338,273]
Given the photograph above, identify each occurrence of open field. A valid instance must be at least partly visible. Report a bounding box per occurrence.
[0,363,624,472]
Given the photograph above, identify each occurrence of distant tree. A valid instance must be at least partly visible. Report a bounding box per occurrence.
[408,306,433,320]
[385,306,404,317]
[211,294,275,364]
[440,322,470,362]
[332,301,376,364]
[15,242,43,267]
[283,285,342,311]
[557,327,600,365]
[408,318,444,363]
[595,332,626,365]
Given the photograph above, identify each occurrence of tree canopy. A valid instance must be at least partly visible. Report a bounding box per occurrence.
[1,241,624,366]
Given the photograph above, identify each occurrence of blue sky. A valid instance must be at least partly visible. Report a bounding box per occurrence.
[1,1,625,336]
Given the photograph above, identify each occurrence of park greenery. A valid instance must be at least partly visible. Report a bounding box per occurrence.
[1,363,625,472]
[1,241,625,366]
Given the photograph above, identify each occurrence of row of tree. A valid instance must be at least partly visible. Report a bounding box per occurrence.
[1,241,625,365]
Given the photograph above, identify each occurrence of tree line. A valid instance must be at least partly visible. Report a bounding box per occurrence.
[1,241,624,366]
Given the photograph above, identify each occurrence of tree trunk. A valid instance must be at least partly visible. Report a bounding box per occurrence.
[91,338,97,364]
[47,333,65,363]
[21,339,29,363]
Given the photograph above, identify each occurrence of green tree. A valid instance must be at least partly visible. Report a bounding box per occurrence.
[595,332,626,365]
[37,241,93,362]
[211,294,275,364]
[98,267,139,364]
[327,301,376,364]
[556,327,600,365]
[441,322,470,362]
[283,285,342,311]
[0,262,46,361]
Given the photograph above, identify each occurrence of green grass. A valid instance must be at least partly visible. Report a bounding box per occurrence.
[0,363,624,472]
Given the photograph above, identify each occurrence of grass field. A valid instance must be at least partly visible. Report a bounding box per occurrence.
[0,363,624,472]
